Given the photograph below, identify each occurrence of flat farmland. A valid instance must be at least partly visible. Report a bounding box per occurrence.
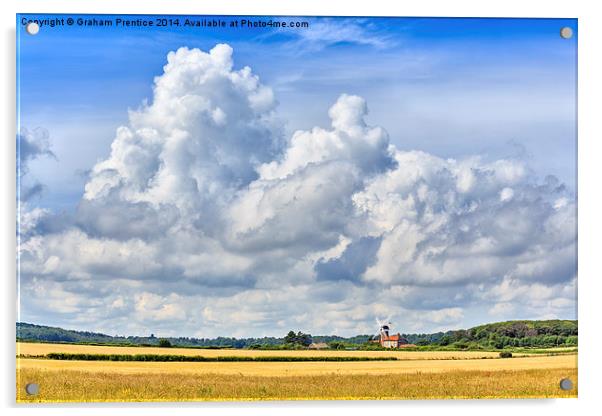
[17,367,577,402]
[16,342,577,402]
[18,342,535,360]
[17,354,577,376]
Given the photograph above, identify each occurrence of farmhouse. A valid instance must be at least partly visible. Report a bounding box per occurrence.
[372,322,416,348]
[308,342,329,350]
[379,333,408,348]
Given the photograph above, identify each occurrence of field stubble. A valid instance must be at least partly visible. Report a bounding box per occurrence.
[17,367,577,402]
[16,343,578,402]
[17,354,577,376]
[17,342,553,359]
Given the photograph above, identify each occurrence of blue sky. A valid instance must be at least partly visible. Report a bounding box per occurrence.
[19,16,577,212]
[17,15,577,337]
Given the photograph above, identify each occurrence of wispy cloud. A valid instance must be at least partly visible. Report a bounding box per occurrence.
[297,19,392,50]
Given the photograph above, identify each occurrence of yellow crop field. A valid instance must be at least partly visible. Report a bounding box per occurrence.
[17,368,577,402]
[17,342,538,360]
[16,343,578,402]
[17,354,577,376]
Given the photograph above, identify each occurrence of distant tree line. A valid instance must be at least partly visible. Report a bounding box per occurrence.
[17,320,577,350]
[419,320,578,349]
[16,322,283,348]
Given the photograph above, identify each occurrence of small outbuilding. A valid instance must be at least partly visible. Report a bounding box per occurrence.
[308,342,329,350]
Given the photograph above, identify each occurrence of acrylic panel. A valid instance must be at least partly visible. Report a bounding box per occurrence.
[16,14,578,402]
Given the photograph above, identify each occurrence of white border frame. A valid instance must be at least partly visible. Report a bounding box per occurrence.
[2,1,600,415]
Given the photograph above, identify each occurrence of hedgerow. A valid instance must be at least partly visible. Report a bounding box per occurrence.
[45,353,399,362]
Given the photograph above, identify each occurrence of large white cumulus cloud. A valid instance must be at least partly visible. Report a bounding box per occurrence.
[225,93,394,255]
[354,151,575,287]
[81,44,283,238]
[18,44,576,337]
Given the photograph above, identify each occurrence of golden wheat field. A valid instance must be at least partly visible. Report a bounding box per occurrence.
[16,354,577,376]
[17,342,512,359]
[16,343,578,402]
[16,368,577,402]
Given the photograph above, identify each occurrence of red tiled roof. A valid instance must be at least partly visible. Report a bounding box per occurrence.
[383,334,400,341]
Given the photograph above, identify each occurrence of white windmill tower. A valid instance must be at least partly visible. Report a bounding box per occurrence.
[374,317,392,346]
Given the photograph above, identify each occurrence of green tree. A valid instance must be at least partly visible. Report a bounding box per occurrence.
[328,341,345,350]
[296,331,312,347]
[284,330,297,344]
[158,338,172,348]
[283,330,312,347]
[438,335,451,346]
